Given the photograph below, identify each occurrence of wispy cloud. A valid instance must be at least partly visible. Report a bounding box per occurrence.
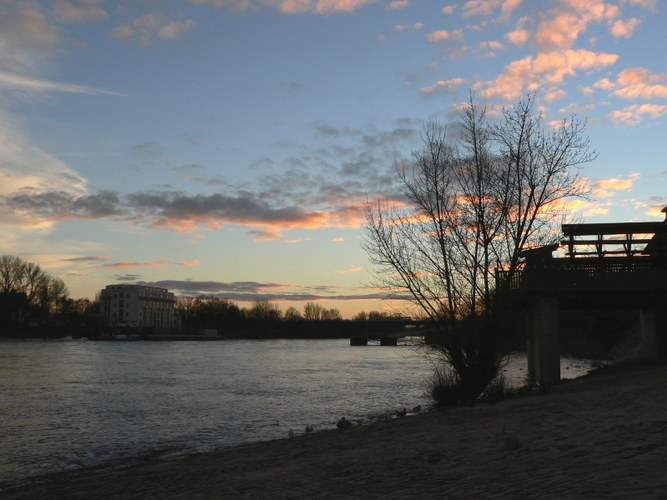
[61,256,109,263]
[335,265,362,274]
[101,259,170,269]
[0,71,126,96]
[179,260,201,267]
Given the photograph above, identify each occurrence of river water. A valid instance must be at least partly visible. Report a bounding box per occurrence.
[0,338,595,488]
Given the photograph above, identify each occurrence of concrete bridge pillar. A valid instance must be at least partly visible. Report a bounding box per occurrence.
[640,308,665,358]
[526,298,560,386]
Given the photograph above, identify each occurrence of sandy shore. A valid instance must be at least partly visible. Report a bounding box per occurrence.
[2,359,667,499]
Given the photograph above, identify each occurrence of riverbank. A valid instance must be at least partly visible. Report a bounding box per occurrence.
[3,358,667,498]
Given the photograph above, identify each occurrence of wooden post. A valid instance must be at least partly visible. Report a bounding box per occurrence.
[527,298,560,386]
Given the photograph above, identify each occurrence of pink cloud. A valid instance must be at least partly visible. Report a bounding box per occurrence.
[609,104,667,126]
[591,173,640,196]
[179,259,201,267]
[475,49,618,100]
[505,28,529,46]
[535,12,587,51]
[421,77,467,95]
[336,265,362,274]
[608,68,667,100]
[610,17,640,38]
[386,0,408,10]
[102,259,169,269]
[426,29,464,43]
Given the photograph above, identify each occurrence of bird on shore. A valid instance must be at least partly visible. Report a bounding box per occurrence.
[396,408,407,418]
[305,424,314,433]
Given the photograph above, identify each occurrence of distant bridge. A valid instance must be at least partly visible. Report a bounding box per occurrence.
[348,320,432,346]
[497,210,667,385]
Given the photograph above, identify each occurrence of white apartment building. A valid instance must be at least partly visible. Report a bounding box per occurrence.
[100,284,176,328]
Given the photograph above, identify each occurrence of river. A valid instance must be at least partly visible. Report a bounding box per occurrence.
[0,338,595,488]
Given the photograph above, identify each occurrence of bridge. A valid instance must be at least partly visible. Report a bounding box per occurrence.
[497,209,667,385]
[348,320,431,346]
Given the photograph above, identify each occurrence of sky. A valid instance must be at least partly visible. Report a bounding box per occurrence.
[0,0,665,318]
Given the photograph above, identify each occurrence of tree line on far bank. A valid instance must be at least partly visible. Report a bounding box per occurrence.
[0,255,401,335]
[176,297,403,331]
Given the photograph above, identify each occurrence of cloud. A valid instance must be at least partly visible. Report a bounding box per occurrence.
[498,1,643,54]
[474,49,618,100]
[54,0,109,24]
[594,68,667,101]
[101,259,169,269]
[190,0,377,14]
[534,12,588,51]
[179,259,201,267]
[461,0,501,18]
[61,256,109,263]
[137,278,388,302]
[626,0,656,10]
[591,173,640,198]
[609,103,667,126]
[0,70,125,96]
[394,22,423,33]
[114,274,142,282]
[0,109,90,228]
[610,17,640,38]
[131,142,171,161]
[0,120,415,239]
[158,20,197,40]
[420,77,467,96]
[426,29,464,43]
[111,12,196,44]
[0,5,60,73]
[4,190,121,222]
[335,265,362,274]
[386,0,408,10]
[332,237,344,242]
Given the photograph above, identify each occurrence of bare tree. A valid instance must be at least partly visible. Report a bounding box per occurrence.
[0,255,25,294]
[284,306,302,320]
[363,93,594,402]
[247,299,282,320]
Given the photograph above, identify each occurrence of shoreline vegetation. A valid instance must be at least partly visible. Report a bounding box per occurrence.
[2,358,666,499]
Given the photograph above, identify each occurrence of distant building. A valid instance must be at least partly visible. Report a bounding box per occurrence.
[100,284,176,328]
